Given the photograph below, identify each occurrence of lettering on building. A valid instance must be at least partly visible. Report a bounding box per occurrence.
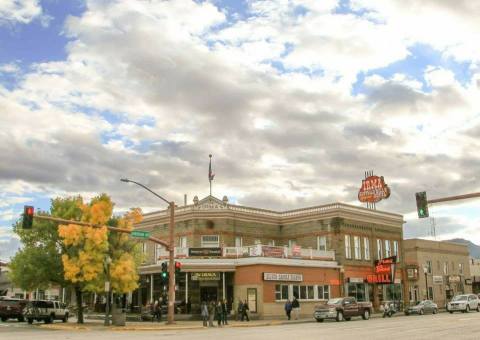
[263,273,303,282]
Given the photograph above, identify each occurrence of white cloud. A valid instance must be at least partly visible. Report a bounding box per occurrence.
[0,0,42,25]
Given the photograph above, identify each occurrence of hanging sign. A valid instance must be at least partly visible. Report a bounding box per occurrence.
[358,175,391,203]
[366,256,397,284]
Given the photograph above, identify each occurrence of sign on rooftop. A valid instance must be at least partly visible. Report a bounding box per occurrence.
[358,174,391,203]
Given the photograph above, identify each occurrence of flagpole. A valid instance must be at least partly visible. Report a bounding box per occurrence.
[209,154,212,196]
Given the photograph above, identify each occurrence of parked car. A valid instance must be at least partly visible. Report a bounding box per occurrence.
[23,300,69,324]
[405,300,438,315]
[314,297,373,322]
[447,294,480,313]
[0,298,27,322]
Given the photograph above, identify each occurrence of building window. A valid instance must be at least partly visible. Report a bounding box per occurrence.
[443,262,449,275]
[288,240,296,247]
[254,239,261,245]
[345,235,352,259]
[364,237,370,260]
[393,240,399,259]
[201,235,219,247]
[292,285,315,300]
[384,240,391,257]
[317,236,327,251]
[426,260,432,274]
[459,263,464,275]
[428,287,434,300]
[292,285,299,299]
[317,285,330,300]
[235,236,243,247]
[179,236,187,248]
[142,243,147,255]
[268,240,275,246]
[354,236,361,260]
[154,244,163,263]
[376,239,383,259]
[275,284,289,301]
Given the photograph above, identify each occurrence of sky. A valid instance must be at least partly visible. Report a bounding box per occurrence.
[1,0,480,260]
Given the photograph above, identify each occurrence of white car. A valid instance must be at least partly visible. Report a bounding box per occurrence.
[447,294,480,313]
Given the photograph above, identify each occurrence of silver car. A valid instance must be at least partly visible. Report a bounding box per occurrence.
[405,300,438,315]
[447,294,480,313]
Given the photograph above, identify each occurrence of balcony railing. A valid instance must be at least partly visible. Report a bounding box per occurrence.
[154,245,335,263]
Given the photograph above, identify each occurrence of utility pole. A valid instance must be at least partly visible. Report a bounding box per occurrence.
[167,202,175,324]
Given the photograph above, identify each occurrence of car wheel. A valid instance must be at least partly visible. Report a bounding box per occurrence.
[336,312,344,322]
[27,318,33,324]
[477,305,480,312]
[345,317,351,321]
[44,316,52,324]
[62,313,69,323]
[363,310,370,320]
[404,312,409,316]
[449,311,454,314]
[18,316,25,322]
[419,309,424,315]
[1,317,7,322]
[433,308,437,314]
[316,318,324,323]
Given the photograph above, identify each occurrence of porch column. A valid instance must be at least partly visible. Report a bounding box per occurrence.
[185,272,189,302]
[150,274,154,302]
[222,272,226,300]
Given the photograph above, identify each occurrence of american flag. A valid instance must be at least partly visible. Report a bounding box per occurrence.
[209,154,215,181]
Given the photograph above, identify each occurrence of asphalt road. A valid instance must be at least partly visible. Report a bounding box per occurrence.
[1,311,479,340]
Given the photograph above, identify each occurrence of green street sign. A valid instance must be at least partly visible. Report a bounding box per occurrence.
[131,230,150,239]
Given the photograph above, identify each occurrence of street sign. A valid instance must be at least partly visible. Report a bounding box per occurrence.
[131,230,150,239]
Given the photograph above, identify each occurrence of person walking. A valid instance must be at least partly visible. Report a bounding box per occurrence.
[208,301,215,327]
[284,299,292,320]
[215,301,223,327]
[236,300,243,321]
[201,301,209,327]
[241,299,250,322]
[292,296,300,320]
[221,299,228,325]
[154,299,162,321]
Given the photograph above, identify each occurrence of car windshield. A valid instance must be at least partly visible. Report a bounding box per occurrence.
[327,298,343,305]
[453,296,468,301]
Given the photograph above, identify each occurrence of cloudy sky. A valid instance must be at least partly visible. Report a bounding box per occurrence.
[1,0,480,260]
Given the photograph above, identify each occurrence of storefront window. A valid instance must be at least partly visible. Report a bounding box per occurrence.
[275,285,289,300]
[293,285,299,299]
[347,283,366,302]
[317,285,330,300]
[385,284,403,302]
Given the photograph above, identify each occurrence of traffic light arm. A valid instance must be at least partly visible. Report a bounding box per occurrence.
[33,215,170,249]
[427,192,480,204]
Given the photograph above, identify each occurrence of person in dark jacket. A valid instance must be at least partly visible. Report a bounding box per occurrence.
[221,299,228,325]
[236,300,243,321]
[215,301,223,327]
[241,299,250,321]
[292,296,300,320]
[201,301,208,327]
[284,299,292,320]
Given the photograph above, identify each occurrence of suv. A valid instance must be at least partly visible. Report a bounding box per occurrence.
[314,297,373,322]
[24,300,69,324]
[447,294,480,313]
[0,298,27,322]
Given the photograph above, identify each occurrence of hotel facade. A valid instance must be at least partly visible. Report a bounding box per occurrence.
[132,195,404,318]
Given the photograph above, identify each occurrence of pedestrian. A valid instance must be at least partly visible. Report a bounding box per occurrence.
[201,301,209,327]
[292,296,300,320]
[216,301,223,327]
[241,299,250,322]
[208,301,215,327]
[221,299,228,325]
[284,299,292,320]
[154,299,161,321]
[237,299,243,321]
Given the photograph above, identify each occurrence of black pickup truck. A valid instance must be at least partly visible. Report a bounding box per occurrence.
[314,297,373,322]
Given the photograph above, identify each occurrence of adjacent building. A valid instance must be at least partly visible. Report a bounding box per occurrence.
[470,258,480,294]
[133,195,404,318]
[403,239,472,308]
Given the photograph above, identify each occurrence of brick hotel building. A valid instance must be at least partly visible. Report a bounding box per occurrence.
[132,195,404,318]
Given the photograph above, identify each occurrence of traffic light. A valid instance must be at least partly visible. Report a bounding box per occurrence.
[22,206,34,229]
[415,191,429,218]
[175,261,181,274]
[161,261,168,283]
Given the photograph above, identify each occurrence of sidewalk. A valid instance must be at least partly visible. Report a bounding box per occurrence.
[38,318,315,331]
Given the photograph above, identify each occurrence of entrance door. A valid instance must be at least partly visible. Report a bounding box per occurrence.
[247,288,257,313]
[200,287,218,302]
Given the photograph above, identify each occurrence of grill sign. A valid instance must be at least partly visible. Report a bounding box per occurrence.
[366,256,396,284]
[358,175,391,203]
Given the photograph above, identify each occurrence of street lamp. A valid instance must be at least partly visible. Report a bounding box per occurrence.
[104,255,112,326]
[423,265,429,300]
[120,178,176,324]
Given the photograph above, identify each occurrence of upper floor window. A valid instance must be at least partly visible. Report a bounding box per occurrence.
[376,239,383,259]
[363,237,370,260]
[154,244,163,263]
[393,240,399,259]
[179,236,187,248]
[201,235,219,247]
[345,235,352,259]
[254,239,262,245]
[443,262,449,275]
[384,240,391,257]
[235,236,243,247]
[288,240,296,248]
[142,243,147,255]
[426,260,432,274]
[268,240,276,246]
[354,236,361,260]
[459,263,464,275]
[317,236,327,251]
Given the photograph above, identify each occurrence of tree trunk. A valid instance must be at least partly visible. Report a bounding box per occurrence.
[75,286,84,324]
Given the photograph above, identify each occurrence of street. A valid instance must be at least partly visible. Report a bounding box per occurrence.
[1,312,479,340]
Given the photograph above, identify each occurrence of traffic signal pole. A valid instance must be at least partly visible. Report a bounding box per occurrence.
[167,202,175,324]
[427,192,480,204]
